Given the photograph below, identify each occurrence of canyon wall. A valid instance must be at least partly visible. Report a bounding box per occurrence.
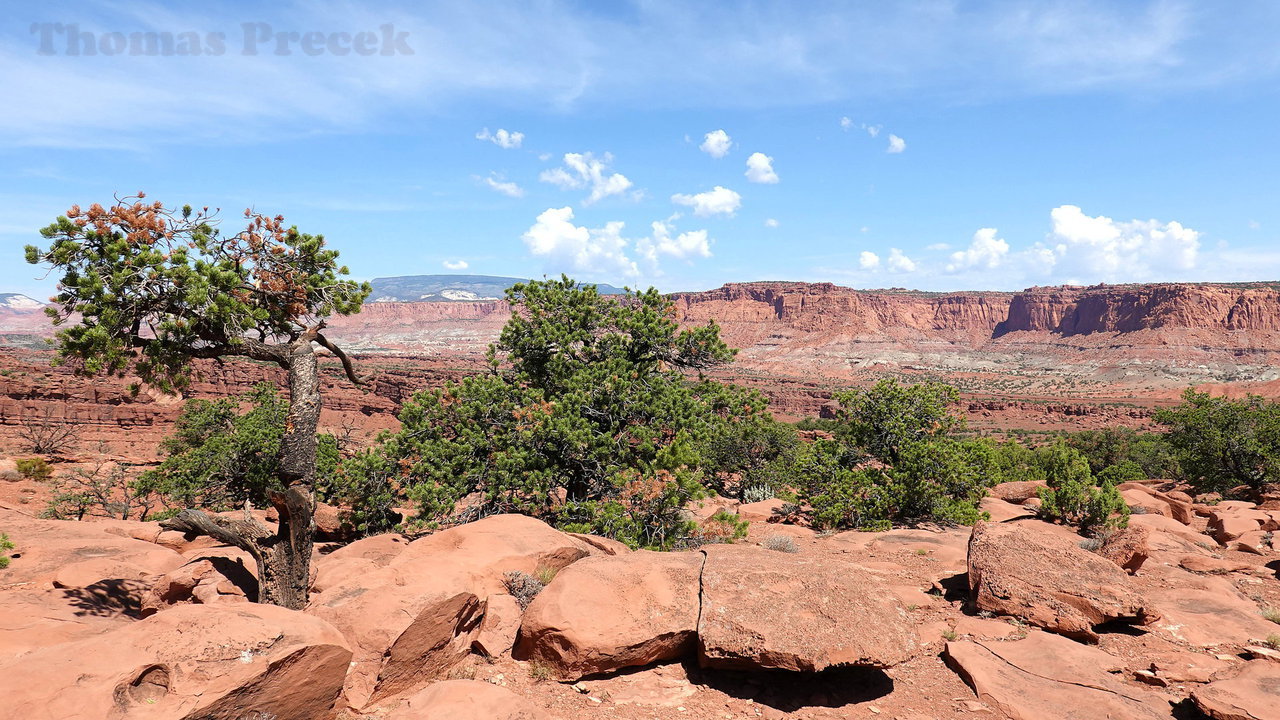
[3,280,1279,444]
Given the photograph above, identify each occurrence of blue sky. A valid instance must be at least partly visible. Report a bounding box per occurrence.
[3,0,1279,297]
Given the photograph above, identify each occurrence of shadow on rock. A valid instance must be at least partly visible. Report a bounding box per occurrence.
[61,578,147,618]
[690,662,893,711]
[936,571,970,602]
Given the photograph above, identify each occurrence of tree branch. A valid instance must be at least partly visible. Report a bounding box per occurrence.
[315,332,361,386]
[159,508,273,562]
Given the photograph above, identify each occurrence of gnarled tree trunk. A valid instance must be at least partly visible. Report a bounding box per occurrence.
[162,340,324,610]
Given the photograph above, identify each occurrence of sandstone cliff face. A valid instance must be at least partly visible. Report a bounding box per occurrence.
[672,282,1011,337]
[995,284,1280,336]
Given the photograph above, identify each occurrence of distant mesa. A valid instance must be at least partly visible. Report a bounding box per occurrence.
[368,275,625,303]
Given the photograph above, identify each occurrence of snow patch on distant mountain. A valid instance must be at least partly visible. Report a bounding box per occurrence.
[0,294,44,310]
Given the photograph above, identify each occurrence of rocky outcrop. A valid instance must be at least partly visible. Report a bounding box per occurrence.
[0,603,352,720]
[515,550,703,680]
[995,283,1280,335]
[308,514,599,708]
[944,632,1176,720]
[388,679,549,720]
[967,521,1159,640]
[516,543,920,680]
[697,545,918,671]
[1192,661,1280,720]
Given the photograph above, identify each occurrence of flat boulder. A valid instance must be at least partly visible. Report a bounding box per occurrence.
[967,520,1159,640]
[1210,508,1267,543]
[309,514,599,708]
[979,496,1035,523]
[988,480,1047,503]
[697,544,918,671]
[944,632,1175,720]
[388,680,549,720]
[0,603,351,720]
[515,550,702,680]
[1192,661,1280,720]
[1147,580,1280,649]
[1118,483,1195,525]
[0,508,183,587]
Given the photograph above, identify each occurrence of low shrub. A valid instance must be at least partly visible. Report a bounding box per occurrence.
[15,457,52,483]
[1035,443,1129,536]
[0,532,13,569]
[763,535,799,553]
[503,570,544,609]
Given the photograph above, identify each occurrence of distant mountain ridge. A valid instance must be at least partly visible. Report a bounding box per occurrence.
[0,293,44,310]
[368,274,625,302]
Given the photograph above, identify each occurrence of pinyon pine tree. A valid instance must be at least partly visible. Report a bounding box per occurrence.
[26,194,368,608]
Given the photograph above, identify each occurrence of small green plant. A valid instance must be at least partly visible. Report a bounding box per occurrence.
[914,548,930,556]
[680,510,749,548]
[941,629,958,641]
[1263,606,1280,625]
[527,659,555,682]
[15,457,52,483]
[1265,634,1280,651]
[503,570,545,610]
[0,533,14,569]
[763,534,799,553]
[447,662,477,680]
[1078,537,1104,552]
[534,565,559,586]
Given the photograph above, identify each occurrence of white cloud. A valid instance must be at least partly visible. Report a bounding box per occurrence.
[946,228,1009,272]
[443,259,469,270]
[841,118,881,137]
[859,251,881,270]
[887,248,916,272]
[522,206,639,277]
[475,127,524,149]
[744,152,779,184]
[700,129,732,158]
[483,174,524,198]
[1043,204,1200,282]
[886,134,906,153]
[0,1,1241,151]
[539,152,634,205]
[522,208,714,279]
[764,218,779,228]
[637,220,712,263]
[671,186,742,217]
[926,242,951,251]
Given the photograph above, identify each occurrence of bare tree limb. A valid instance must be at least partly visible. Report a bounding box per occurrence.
[315,332,361,386]
[159,508,272,564]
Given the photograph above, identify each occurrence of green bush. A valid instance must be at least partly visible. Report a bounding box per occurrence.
[141,384,343,513]
[1064,427,1179,479]
[830,379,964,464]
[0,533,13,569]
[1155,388,1280,494]
[372,277,766,549]
[1035,443,1129,536]
[15,457,53,483]
[698,416,799,502]
[783,394,995,532]
[1096,460,1147,486]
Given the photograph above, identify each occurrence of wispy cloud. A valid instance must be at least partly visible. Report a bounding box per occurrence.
[2,0,1265,148]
